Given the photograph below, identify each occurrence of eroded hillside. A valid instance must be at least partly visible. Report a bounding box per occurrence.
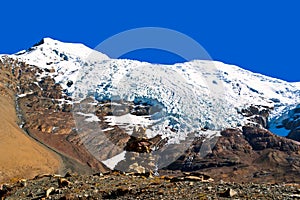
[0,58,60,183]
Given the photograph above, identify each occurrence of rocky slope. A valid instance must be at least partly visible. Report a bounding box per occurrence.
[168,127,300,183]
[0,58,60,183]
[0,56,107,174]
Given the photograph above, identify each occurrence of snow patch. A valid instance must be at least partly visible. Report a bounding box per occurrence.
[18,92,34,98]
[104,114,154,135]
[76,112,100,122]
[102,151,126,169]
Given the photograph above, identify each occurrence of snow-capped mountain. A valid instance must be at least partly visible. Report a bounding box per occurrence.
[3,37,300,179]
[7,38,300,140]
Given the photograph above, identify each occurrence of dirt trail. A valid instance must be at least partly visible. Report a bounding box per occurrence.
[22,125,95,176]
[0,95,61,183]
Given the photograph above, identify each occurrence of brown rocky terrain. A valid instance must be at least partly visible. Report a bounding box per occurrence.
[168,127,300,183]
[0,58,60,183]
[1,57,107,173]
[1,171,300,199]
[0,57,109,182]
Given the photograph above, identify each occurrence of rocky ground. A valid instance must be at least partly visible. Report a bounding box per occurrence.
[1,171,300,199]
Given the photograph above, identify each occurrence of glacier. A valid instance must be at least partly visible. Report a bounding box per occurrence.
[6,37,300,138]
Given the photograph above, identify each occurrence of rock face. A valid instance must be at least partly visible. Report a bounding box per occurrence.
[268,104,300,141]
[289,129,300,141]
[285,105,300,141]
[238,105,270,129]
[167,127,300,183]
[243,126,299,151]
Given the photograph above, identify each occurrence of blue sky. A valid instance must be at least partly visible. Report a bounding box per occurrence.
[0,1,299,82]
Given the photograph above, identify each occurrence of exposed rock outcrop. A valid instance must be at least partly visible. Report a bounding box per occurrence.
[167,126,300,182]
[286,105,300,141]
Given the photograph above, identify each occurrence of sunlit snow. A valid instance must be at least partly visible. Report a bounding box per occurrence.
[9,37,300,137]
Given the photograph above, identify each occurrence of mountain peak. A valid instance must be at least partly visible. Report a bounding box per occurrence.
[12,37,109,67]
[32,37,90,49]
[33,37,58,47]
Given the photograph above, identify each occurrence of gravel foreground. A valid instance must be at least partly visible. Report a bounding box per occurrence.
[1,171,300,200]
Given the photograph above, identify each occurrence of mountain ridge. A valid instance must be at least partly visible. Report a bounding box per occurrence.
[5,37,300,136]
